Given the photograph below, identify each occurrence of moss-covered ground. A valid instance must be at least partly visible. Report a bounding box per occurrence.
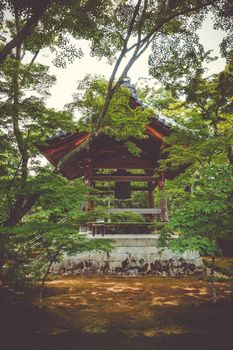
[1,275,233,350]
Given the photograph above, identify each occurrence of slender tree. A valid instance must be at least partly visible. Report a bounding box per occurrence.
[57,0,220,171]
[0,12,76,267]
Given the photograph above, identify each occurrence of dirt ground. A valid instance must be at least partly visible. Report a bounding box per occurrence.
[1,276,233,350]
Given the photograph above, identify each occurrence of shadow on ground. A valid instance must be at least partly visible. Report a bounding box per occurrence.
[0,277,233,350]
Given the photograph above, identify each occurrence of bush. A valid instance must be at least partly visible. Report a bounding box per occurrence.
[110,211,145,223]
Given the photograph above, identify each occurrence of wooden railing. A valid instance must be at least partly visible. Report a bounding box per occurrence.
[91,222,157,236]
[108,208,161,214]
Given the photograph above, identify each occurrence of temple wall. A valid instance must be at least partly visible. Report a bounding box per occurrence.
[51,235,204,276]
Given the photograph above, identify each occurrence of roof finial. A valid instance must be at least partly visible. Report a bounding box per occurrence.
[121,76,138,100]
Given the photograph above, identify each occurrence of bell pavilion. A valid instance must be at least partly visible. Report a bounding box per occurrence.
[39,92,176,230]
[38,83,203,275]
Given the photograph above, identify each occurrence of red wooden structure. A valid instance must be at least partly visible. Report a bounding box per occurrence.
[38,115,177,224]
[38,80,183,229]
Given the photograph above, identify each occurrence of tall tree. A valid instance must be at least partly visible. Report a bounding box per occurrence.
[0,13,76,268]
[57,0,220,171]
[2,172,113,298]
[148,59,233,302]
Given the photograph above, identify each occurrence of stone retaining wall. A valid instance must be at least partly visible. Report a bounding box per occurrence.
[51,236,204,277]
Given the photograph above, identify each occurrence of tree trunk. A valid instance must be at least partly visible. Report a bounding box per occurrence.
[0,192,41,270]
[4,192,41,227]
[0,8,44,270]
[210,256,217,304]
[0,1,49,64]
[39,260,54,307]
[228,145,233,165]
[0,235,8,272]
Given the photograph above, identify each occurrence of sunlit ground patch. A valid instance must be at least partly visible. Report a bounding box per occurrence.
[151,297,180,306]
[37,276,233,338]
[106,285,143,292]
[84,325,107,334]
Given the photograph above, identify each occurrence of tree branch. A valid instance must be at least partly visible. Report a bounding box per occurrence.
[0,1,50,64]
[4,192,41,227]
[57,0,216,172]
[126,0,215,53]
[0,49,41,111]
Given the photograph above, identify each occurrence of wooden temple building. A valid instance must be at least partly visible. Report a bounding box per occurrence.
[38,83,203,275]
[39,113,175,234]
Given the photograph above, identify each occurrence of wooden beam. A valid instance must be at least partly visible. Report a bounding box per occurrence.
[92,160,154,169]
[146,125,164,141]
[94,186,149,191]
[45,133,89,156]
[92,175,155,182]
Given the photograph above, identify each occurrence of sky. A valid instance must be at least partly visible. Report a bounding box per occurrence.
[37,14,226,110]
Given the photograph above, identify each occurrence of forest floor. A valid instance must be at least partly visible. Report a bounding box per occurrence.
[0,275,233,350]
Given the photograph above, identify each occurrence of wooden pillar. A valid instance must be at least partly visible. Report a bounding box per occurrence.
[148,182,156,226]
[148,182,155,208]
[158,173,168,222]
[83,158,94,212]
[84,179,94,211]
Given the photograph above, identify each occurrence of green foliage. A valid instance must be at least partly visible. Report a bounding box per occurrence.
[110,211,145,223]
[146,58,233,174]
[0,32,77,228]
[149,59,233,257]
[149,31,214,92]
[1,1,231,65]
[74,208,110,225]
[1,175,114,286]
[159,232,220,256]
[5,228,113,287]
[73,208,146,224]
[1,12,119,284]
[159,164,233,256]
[68,75,154,143]
[1,0,233,288]
[0,0,114,67]
[212,0,233,59]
